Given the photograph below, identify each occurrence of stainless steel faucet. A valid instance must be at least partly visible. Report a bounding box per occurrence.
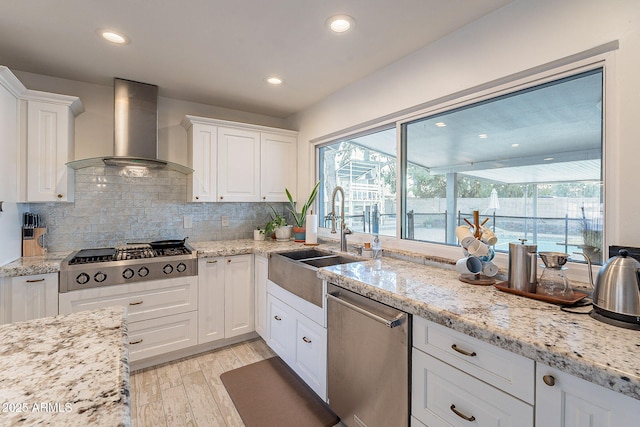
[330,186,352,252]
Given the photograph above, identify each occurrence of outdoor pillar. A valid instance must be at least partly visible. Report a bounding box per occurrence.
[446,172,457,244]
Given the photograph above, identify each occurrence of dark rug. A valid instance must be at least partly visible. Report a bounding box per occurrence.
[220,356,339,427]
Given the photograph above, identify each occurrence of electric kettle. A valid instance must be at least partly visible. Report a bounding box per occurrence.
[592,249,640,325]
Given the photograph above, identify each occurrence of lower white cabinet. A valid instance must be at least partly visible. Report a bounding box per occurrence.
[536,362,640,427]
[10,273,58,322]
[0,278,10,324]
[266,292,327,400]
[198,255,254,344]
[254,254,268,338]
[59,276,198,362]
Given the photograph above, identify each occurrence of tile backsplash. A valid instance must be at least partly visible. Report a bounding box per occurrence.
[27,167,288,252]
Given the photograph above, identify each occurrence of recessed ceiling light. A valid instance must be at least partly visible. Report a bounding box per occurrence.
[435,122,447,127]
[479,134,488,139]
[266,77,283,85]
[511,143,520,147]
[327,15,355,33]
[99,30,129,45]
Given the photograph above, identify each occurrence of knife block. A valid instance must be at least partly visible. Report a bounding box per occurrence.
[22,227,47,257]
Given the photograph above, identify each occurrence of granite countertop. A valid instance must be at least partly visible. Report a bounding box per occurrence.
[317,258,640,401]
[2,238,639,401]
[0,306,129,426]
[0,251,72,278]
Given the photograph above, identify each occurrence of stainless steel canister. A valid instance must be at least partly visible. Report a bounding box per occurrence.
[508,240,538,292]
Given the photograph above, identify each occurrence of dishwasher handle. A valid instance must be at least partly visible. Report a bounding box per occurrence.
[327,291,406,328]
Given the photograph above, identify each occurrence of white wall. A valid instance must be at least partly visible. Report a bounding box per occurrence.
[12,71,292,166]
[288,0,640,249]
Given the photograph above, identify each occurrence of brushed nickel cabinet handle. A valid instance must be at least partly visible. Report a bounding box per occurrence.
[129,339,143,345]
[227,259,232,263]
[543,375,556,386]
[451,344,477,357]
[262,196,266,200]
[57,194,63,199]
[26,278,46,283]
[220,196,224,200]
[302,336,312,344]
[207,260,218,264]
[274,315,282,321]
[450,404,476,422]
[129,300,144,306]
[195,196,199,200]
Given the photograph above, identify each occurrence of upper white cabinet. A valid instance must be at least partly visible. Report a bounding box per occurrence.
[181,115,297,203]
[23,92,83,202]
[217,126,261,202]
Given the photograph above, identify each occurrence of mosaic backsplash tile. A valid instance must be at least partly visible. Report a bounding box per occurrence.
[27,167,289,252]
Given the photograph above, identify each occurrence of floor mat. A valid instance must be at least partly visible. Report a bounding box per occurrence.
[220,356,339,427]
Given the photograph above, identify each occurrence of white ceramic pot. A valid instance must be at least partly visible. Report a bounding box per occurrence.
[274,225,292,241]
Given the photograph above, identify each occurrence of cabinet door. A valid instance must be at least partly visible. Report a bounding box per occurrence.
[187,123,217,202]
[294,314,327,400]
[267,293,295,363]
[254,254,268,338]
[27,101,74,202]
[198,258,226,343]
[11,273,58,322]
[224,254,254,338]
[217,126,260,202]
[0,278,12,325]
[536,363,640,427]
[260,132,296,202]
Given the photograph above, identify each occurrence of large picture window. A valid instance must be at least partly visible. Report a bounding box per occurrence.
[402,68,603,263]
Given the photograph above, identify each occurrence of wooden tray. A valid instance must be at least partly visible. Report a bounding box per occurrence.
[494,281,588,305]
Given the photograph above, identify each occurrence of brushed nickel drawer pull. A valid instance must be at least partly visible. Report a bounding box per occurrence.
[130,339,143,345]
[450,404,475,422]
[274,315,282,321]
[207,260,218,264]
[451,344,477,357]
[129,300,144,306]
[302,336,312,344]
[26,278,46,283]
[543,375,556,386]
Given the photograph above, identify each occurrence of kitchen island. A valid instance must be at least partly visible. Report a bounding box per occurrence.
[0,306,130,426]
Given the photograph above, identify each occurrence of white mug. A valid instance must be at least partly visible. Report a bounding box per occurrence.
[455,256,483,275]
[455,225,476,248]
[482,261,499,277]
[467,239,490,257]
[480,226,498,246]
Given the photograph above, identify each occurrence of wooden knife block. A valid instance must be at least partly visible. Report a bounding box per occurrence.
[22,227,47,257]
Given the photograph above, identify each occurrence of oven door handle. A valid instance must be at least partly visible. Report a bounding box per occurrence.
[327,292,405,328]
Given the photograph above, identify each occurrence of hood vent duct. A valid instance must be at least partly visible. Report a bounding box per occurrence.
[67,78,192,174]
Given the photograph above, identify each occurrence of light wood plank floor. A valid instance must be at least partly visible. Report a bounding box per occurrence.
[130,338,277,427]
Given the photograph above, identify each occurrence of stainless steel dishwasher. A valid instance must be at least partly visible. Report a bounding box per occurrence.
[326,283,410,427]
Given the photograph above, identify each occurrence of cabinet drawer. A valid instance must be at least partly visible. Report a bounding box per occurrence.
[59,276,197,322]
[128,311,198,362]
[294,314,327,400]
[267,294,295,363]
[412,350,533,427]
[413,316,534,403]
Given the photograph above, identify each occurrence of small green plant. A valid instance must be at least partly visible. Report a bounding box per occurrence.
[264,206,287,238]
[286,181,320,228]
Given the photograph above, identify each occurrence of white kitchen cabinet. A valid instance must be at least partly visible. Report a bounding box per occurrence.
[535,362,640,427]
[412,316,534,427]
[217,126,261,202]
[198,254,254,344]
[260,132,296,201]
[254,254,268,338]
[0,278,12,325]
[181,115,297,203]
[266,290,327,400]
[24,94,83,202]
[59,276,197,363]
[186,122,217,202]
[10,273,58,322]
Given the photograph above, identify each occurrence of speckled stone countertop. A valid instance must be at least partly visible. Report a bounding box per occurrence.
[317,258,640,401]
[0,306,130,426]
[0,251,72,278]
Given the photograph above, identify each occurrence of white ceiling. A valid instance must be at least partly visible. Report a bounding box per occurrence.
[0,0,512,118]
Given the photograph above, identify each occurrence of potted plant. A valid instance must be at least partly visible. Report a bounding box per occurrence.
[579,206,603,264]
[253,226,265,241]
[286,182,320,242]
[264,206,289,241]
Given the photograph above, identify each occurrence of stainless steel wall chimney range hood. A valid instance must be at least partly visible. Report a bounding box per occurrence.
[67,78,192,174]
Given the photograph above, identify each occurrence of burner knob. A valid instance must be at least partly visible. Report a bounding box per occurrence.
[163,264,174,274]
[94,271,107,283]
[138,266,149,277]
[176,262,187,273]
[76,273,90,285]
[123,268,135,280]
